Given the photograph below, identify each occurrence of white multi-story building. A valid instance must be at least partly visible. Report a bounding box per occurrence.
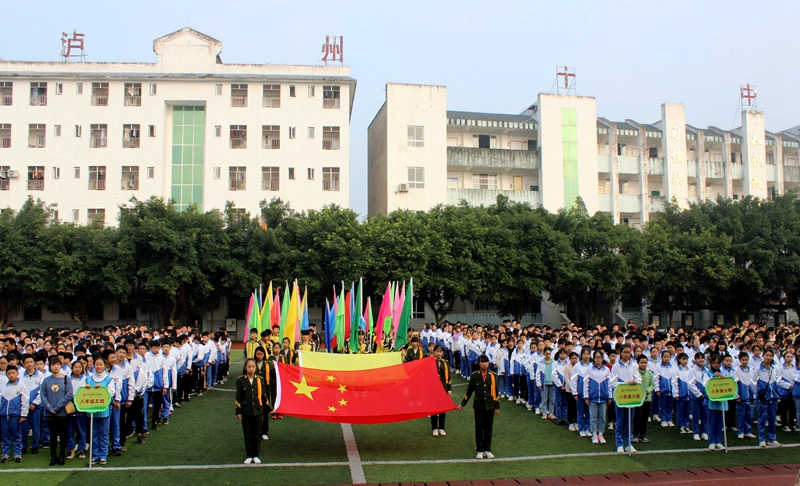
[368,83,800,230]
[0,28,356,225]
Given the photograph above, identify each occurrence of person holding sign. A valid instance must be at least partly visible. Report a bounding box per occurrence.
[585,351,612,447]
[611,345,641,452]
[702,354,728,450]
[85,355,119,465]
[38,356,73,465]
[755,348,781,447]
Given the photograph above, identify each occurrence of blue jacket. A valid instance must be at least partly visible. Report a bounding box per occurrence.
[1,379,30,418]
[583,365,611,402]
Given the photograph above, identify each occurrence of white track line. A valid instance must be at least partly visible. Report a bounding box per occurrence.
[3,442,797,473]
[341,423,366,484]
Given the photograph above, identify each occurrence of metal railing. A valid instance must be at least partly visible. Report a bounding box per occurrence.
[322,139,340,150]
[323,179,340,191]
[262,97,280,108]
[262,138,280,149]
[1,95,11,106]
[229,179,246,191]
[231,96,248,107]
[124,96,141,106]
[261,180,279,191]
[92,95,108,106]
[27,180,44,190]
[323,98,340,109]
[91,137,107,148]
[123,138,140,148]
[29,94,47,106]
[89,179,106,190]
[230,138,247,149]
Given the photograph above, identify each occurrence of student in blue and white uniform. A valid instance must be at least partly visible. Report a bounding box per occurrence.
[66,360,87,460]
[755,348,781,447]
[85,355,119,465]
[552,348,569,424]
[0,364,28,463]
[702,354,728,451]
[674,353,693,434]
[570,346,592,437]
[734,353,757,439]
[776,350,795,432]
[688,353,708,441]
[611,344,641,452]
[654,350,677,427]
[584,350,612,447]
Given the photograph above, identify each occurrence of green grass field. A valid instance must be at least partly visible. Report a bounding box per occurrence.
[2,358,798,485]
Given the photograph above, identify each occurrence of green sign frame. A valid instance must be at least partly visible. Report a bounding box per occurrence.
[613,383,645,408]
[73,386,112,413]
[705,377,737,402]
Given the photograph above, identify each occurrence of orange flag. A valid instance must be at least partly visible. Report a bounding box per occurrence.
[274,358,456,424]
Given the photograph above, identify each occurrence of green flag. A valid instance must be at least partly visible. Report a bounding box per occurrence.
[395,279,413,350]
[334,285,345,352]
[350,278,363,354]
[279,282,290,341]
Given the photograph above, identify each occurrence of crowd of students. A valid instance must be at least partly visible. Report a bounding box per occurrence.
[0,324,232,466]
[416,319,800,455]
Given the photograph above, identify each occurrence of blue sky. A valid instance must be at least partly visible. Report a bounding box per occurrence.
[2,0,798,216]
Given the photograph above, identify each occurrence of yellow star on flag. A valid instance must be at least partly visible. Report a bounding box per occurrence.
[338,384,347,393]
[328,406,337,412]
[338,399,348,406]
[291,376,319,400]
[325,375,336,382]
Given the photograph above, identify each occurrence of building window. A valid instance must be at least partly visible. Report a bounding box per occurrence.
[648,147,658,158]
[123,124,140,148]
[307,168,315,180]
[28,124,46,148]
[230,208,247,221]
[308,85,315,97]
[214,125,222,137]
[87,208,105,228]
[0,124,9,148]
[407,125,424,147]
[231,84,248,107]
[122,166,139,190]
[55,83,63,95]
[229,166,246,191]
[473,173,499,190]
[412,295,425,319]
[54,125,61,137]
[30,82,47,106]
[322,85,340,109]
[28,165,44,191]
[0,165,9,190]
[307,126,315,139]
[74,167,80,178]
[149,83,157,95]
[215,84,222,96]
[90,124,108,148]
[230,125,247,149]
[146,166,155,179]
[124,83,142,106]
[212,166,221,179]
[262,166,279,191]
[52,167,60,179]
[288,126,296,139]
[322,126,340,150]
[322,167,340,191]
[89,166,106,190]
[262,84,280,108]
[262,125,280,149]
[74,125,82,137]
[91,82,109,106]
[52,210,58,222]
[408,167,424,188]
[288,167,295,180]
[148,125,156,137]
[75,82,83,95]
[1,82,12,106]
[289,85,296,97]
[72,209,79,222]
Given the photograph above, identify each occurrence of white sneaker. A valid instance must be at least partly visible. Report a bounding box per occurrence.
[568,424,576,431]
[526,404,533,410]
[668,422,675,427]
[592,435,599,444]
[745,433,756,439]
[252,457,261,464]
[737,434,744,439]
[244,457,253,464]
[626,446,637,453]
[484,451,495,459]
[693,434,700,441]
[701,433,708,440]
[508,396,515,401]
[767,441,782,447]
[598,435,606,444]
[715,444,726,450]
[432,429,439,436]
[535,408,540,414]
[438,429,446,436]
[617,446,625,453]
[476,452,485,459]
[653,415,661,422]
[661,422,669,428]
[261,434,269,441]
[541,414,548,420]
[708,444,716,450]
[759,441,767,447]
[608,423,615,430]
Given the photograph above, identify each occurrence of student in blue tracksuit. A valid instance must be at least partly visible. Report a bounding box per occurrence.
[776,351,795,432]
[688,353,708,441]
[703,354,728,451]
[584,350,611,447]
[755,348,781,447]
[552,348,569,424]
[674,353,693,434]
[611,344,641,452]
[734,353,756,439]
[66,360,87,460]
[19,354,44,454]
[654,350,677,427]
[1,365,29,463]
[85,356,119,465]
[793,353,800,435]
[570,346,592,437]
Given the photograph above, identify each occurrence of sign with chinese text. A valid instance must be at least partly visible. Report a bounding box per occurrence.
[705,377,737,402]
[73,386,111,413]
[613,384,645,408]
[321,35,343,63]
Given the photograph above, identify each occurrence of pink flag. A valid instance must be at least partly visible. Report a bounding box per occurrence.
[375,282,392,346]
[391,281,405,344]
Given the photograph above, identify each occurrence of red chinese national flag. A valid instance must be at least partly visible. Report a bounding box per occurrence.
[274,358,456,424]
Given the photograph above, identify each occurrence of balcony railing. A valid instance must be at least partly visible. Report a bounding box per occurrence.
[0,179,8,190]
[323,98,340,109]
[30,94,47,106]
[229,180,246,191]
[230,138,247,149]
[92,95,108,106]
[705,161,725,179]
[649,195,666,213]
[784,166,800,183]
[647,158,664,176]
[323,179,340,191]
[124,96,141,106]
[28,136,45,148]
[231,96,248,107]
[447,188,540,207]
[124,179,139,190]
[262,138,280,150]
[89,179,106,190]
[91,137,107,148]
[447,146,539,170]
[123,138,140,148]
[263,97,280,108]
[322,139,341,150]
[2,137,11,148]
[1,95,11,106]
[27,180,44,190]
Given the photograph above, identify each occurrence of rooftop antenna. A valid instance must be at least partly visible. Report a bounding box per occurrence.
[555,66,576,95]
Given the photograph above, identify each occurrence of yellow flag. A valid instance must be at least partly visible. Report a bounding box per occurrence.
[297,351,404,371]
[284,281,300,346]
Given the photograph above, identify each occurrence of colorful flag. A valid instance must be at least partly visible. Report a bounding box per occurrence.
[350,280,361,354]
[271,288,281,329]
[301,286,309,331]
[274,358,456,424]
[363,296,373,350]
[279,282,290,339]
[297,350,402,370]
[284,281,300,346]
[323,298,333,351]
[260,281,273,334]
[391,281,403,343]
[333,286,345,352]
[396,278,412,350]
[244,293,256,343]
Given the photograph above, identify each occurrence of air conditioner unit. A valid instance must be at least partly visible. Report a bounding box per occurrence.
[397,183,409,192]
[7,169,20,178]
